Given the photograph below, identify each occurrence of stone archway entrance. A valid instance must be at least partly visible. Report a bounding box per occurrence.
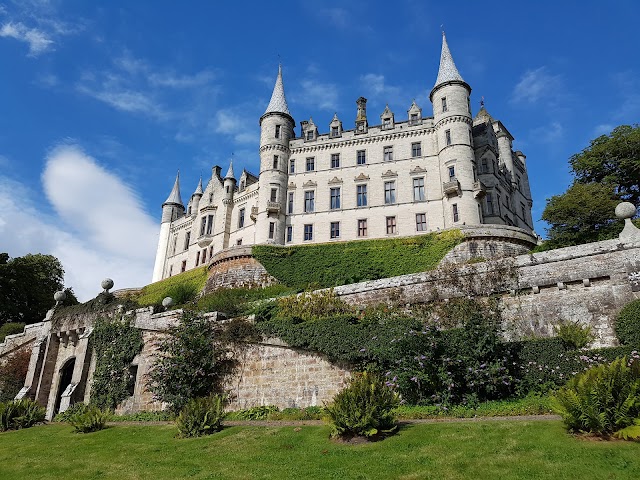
[53,357,75,415]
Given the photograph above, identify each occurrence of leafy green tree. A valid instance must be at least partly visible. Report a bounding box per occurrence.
[570,125,640,205]
[540,125,639,249]
[0,253,73,326]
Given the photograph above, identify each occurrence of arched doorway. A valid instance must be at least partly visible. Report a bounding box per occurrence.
[53,357,75,415]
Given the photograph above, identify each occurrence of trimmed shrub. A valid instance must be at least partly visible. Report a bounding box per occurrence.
[0,322,26,342]
[616,299,640,347]
[194,285,295,317]
[553,355,640,436]
[68,405,110,433]
[176,395,226,438]
[326,372,400,439]
[0,399,45,431]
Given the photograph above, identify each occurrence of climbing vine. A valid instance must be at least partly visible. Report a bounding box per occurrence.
[90,314,143,410]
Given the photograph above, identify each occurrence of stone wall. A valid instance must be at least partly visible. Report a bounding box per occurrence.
[204,246,276,293]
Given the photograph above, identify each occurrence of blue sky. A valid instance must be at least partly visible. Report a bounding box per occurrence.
[1,0,638,300]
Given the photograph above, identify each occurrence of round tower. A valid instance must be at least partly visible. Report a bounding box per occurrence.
[189,177,203,216]
[256,65,295,244]
[430,32,480,227]
[152,172,185,282]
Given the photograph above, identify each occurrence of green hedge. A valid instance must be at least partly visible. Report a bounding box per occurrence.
[252,230,463,289]
[616,299,640,347]
[137,267,208,306]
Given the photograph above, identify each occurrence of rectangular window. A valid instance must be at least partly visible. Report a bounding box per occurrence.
[209,246,213,257]
[357,150,366,165]
[304,191,315,213]
[289,159,295,174]
[448,166,456,180]
[383,117,391,129]
[331,153,340,168]
[386,216,397,234]
[416,213,427,231]
[288,192,294,214]
[306,157,315,171]
[202,249,207,263]
[238,208,245,228]
[383,146,393,161]
[184,232,190,251]
[331,126,339,137]
[206,215,214,235]
[411,142,422,157]
[358,219,367,237]
[453,204,459,222]
[330,187,341,209]
[171,235,178,255]
[268,222,275,239]
[410,113,419,125]
[445,129,452,146]
[168,265,173,277]
[275,125,281,139]
[196,251,200,266]
[304,224,313,241]
[181,260,187,272]
[441,97,448,112]
[236,239,242,246]
[517,175,522,192]
[286,226,293,243]
[469,129,473,145]
[521,202,526,222]
[306,130,313,140]
[413,177,425,201]
[481,158,489,173]
[357,184,367,207]
[384,181,396,204]
[200,216,206,236]
[486,193,494,215]
[330,221,340,239]
[270,188,277,202]
[273,155,279,169]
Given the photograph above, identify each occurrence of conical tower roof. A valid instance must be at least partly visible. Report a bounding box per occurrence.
[193,177,203,196]
[225,159,235,180]
[164,171,183,206]
[263,65,291,117]
[431,32,468,99]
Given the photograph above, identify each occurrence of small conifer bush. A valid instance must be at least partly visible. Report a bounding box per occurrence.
[0,399,45,431]
[326,372,400,440]
[176,395,226,438]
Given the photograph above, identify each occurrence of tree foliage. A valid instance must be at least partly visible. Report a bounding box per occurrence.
[0,253,74,326]
[541,125,640,249]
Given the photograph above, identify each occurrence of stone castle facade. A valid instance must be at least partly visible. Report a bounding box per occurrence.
[152,34,534,282]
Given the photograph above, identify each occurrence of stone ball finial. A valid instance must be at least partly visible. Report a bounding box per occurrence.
[162,297,174,308]
[615,202,637,219]
[54,290,67,305]
[101,278,114,292]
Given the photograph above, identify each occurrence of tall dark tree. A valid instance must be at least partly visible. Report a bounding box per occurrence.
[541,125,639,249]
[0,253,69,326]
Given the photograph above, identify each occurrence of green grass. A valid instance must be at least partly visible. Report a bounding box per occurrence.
[137,266,209,306]
[1,421,639,479]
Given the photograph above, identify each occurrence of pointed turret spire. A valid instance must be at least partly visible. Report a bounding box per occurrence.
[433,32,465,90]
[225,159,235,180]
[263,64,291,116]
[164,171,183,206]
[193,177,203,195]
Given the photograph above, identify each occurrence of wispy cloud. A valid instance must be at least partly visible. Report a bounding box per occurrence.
[292,79,339,112]
[318,7,350,29]
[593,123,614,137]
[530,121,564,144]
[212,108,260,145]
[0,144,158,301]
[511,67,563,105]
[0,22,53,56]
[360,73,402,106]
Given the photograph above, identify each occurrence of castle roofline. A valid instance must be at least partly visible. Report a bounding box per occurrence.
[429,32,470,100]
[260,65,294,125]
[163,171,184,206]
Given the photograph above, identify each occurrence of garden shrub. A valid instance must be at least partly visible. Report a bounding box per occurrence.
[326,372,400,439]
[194,285,295,317]
[224,405,279,421]
[274,290,354,323]
[0,348,30,403]
[68,405,110,433]
[253,230,463,289]
[53,402,89,422]
[554,321,594,349]
[0,322,26,342]
[91,314,143,410]
[553,354,640,437]
[615,299,640,347]
[176,395,226,438]
[0,399,45,431]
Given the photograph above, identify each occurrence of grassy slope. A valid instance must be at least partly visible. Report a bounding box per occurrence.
[136,266,209,306]
[1,422,639,479]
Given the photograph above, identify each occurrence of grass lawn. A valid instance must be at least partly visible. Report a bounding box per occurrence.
[1,421,639,479]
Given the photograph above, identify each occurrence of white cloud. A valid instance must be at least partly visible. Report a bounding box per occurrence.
[0,144,158,301]
[511,67,562,105]
[318,7,349,29]
[0,21,53,56]
[77,82,167,119]
[296,79,339,111]
[593,123,614,137]
[360,73,402,105]
[212,108,260,145]
[530,121,564,144]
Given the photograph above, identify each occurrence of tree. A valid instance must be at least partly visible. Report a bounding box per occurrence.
[541,125,640,249]
[0,253,71,326]
[570,125,640,205]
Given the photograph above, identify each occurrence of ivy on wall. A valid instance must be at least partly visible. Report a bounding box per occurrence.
[252,230,463,289]
[90,314,143,410]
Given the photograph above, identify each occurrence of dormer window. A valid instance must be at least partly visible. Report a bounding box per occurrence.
[410,113,419,125]
[306,131,314,140]
[331,126,339,137]
[383,117,391,129]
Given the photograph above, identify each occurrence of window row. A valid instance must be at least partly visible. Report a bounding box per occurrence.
[289,178,427,213]
[286,213,431,242]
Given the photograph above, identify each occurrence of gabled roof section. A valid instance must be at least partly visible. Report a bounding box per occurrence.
[263,64,291,117]
[164,171,183,206]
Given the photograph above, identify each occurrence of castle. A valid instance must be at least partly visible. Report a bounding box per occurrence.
[152,33,534,282]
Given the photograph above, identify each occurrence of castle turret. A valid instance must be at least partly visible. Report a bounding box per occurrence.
[152,172,185,282]
[430,32,479,227]
[221,160,236,249]
[188,177,203,216]
[256,65,294,244]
